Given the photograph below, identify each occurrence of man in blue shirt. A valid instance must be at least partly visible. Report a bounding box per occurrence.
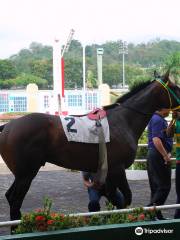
[147,108,173,220]
[82,172,125,212]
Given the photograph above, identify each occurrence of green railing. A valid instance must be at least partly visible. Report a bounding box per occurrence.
[1,219,180,240]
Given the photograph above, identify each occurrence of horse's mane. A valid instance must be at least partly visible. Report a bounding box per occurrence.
[103,80,153,110]
[117,80,152,103]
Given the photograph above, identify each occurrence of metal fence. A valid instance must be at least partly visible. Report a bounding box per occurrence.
[1,204,180,228]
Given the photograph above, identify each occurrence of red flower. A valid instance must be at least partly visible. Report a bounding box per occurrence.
[138,213,145,221]
[127,214,133,220]
[47,220,54,225]
[51,213,58,218]
[127,214,136,221]
[35,215,46,221]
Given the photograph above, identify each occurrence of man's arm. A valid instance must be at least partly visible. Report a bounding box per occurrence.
[153,137,171,164]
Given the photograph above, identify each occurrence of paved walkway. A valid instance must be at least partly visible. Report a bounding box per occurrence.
[0,162,177,236]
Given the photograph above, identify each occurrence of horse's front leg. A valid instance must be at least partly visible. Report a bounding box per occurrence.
[117,168,132,206]
[108,167,132,207]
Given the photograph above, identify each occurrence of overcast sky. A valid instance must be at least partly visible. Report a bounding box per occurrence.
[0,0,180,59]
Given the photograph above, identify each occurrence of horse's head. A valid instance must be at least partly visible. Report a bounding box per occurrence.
[154,69,180,111]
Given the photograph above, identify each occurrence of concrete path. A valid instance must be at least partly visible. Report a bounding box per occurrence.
[0,161,177,236]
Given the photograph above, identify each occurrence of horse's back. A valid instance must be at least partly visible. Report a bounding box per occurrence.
[0,113,61,174]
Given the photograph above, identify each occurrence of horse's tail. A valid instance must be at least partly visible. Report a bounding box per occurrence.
[0,124,6,132]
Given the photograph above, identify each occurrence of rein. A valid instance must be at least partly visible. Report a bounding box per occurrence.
[155,78,180,111]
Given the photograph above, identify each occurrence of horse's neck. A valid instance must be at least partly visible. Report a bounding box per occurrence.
[116,87,157,141]
[124,109,151,141]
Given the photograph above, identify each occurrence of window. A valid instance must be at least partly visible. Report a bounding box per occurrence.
[0,93,9,112]
[67,94,82,107]
[44,95,49,108]
[86,93,98,110]
[10,96,27,112]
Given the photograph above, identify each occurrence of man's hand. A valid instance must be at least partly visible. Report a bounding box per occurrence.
[83,180,94,188]
[83,179,103,190]
[153,137,172,165]
[163,153,171,165]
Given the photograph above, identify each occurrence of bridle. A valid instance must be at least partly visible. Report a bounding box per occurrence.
[118,78,180,115]
[155,78,180,111]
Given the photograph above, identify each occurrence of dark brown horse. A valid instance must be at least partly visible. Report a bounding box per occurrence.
[0,70,180,223]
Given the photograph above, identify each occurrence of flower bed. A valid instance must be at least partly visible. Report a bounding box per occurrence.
[13,198,156,234]
[15,208,155,234]
[2,198,155,234]
[1,199,180,240]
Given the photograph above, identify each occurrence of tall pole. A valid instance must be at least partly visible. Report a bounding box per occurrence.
[97,48,104,86]
[122,53,125,88]
[53,39,62,113]
[83,44,86,91]
[53,30,75,114]
[119,41,128,88]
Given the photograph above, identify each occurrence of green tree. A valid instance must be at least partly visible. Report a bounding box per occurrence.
[10,42,52,74]
[103,64,120,87]
[4,39,180,90]
[10,49,33,73]
[64,58,83,88]
[164,52,180,83]
[125,65,150,88]
[30,59,53,88]
[0,59,17,79]
[0,73,47,89]
[64,40,82,59]
[86,70,97,88]
[29,42,52,59]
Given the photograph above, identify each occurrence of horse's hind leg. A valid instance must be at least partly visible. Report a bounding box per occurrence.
[6,177,33,220]
[5,168,40,232]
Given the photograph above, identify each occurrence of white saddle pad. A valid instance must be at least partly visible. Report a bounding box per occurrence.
[60,115,110,143]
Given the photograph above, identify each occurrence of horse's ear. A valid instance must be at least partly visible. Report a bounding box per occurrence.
[163,69,170,83]
[154,70,161,79]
